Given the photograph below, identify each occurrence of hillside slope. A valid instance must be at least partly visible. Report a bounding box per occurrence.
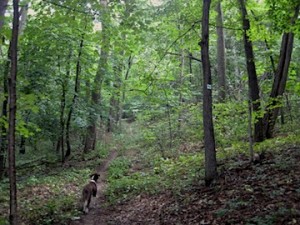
[100,145,300,225]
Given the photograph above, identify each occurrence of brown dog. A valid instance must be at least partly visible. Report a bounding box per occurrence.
[82,173,100,213]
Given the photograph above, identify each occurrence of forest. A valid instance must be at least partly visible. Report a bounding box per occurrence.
[0,0,300,224]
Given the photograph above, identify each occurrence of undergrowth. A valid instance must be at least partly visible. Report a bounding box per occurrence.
[0,143,109,225]
[0,168,90,225]
[106,152,205,203]
[105,119,300,205]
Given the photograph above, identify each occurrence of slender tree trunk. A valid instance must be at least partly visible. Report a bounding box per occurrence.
[248,100,254,161]
[0,0,9,31]
[18,3,28,35]
[84,0,109,152]
[263,4,299,138]
[285,94,293,122]
[177,49,184,134]
[19,136,25,154]
[231,39,242,100]
[60,51,72,163]
[83,79,94,153]
[121,55,132,110]
[0,42,10,179]
[216,1,226,102]
[84,125,96,153]
[238,0,264,142]
[59,83,66,163]
[65,33,85,158]
[19,113,30,154]
[118,54,133,128]
[107,58,122,133]
[188,52,193,82]
[8,0,19,223]
[200,0,217,186]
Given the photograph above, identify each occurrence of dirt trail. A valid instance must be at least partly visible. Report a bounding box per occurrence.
[69,150,118,225]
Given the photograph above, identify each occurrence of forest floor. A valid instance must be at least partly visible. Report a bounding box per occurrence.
[68,144,300,225]
[69,150,118,225]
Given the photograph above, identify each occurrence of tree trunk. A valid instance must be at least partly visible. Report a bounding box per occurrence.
[84,0,109,152]
[0,0,9,31]
[65,33,85,158]
[18,3,28,35]
[216,1,226,102]
[84,125,96,153]
[107,58,122,133]
[200,0,217,186]
[177,49,184,134]
[120,54,132,123]
[231,38,242,100]
[59,51,72,163]
[0,42,10,179]
[19,136,26,154]
[59,82,66,163]
[238,0,264,142]
[8,0,19,223]
[263,4,299,138]
[248,100,254,161]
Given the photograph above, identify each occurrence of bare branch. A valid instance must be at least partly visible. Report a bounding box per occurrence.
[166,51,201,62]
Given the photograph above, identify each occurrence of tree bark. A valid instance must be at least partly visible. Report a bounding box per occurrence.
[107,58,122,133]
[238,0,264,142]
[177,49,184,134]
[216,1,226,102]
[65,32,85,158]
[8,0,19,223]
[19,3,28,35]
[0,42,10,179]
[59,81,66,163]
[263,4,300,138]
[200,0,217,186]
[84,0,109,152]
[59,51,72,163]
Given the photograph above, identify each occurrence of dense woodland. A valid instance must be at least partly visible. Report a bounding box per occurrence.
[0,0,300,224]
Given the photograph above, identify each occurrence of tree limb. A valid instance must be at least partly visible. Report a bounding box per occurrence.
[166,51,201,62]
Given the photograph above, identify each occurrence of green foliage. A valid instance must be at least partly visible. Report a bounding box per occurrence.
[215,199,250,217]
[214,101,248,148]
[106,173,161,203]
[1,0,300,222]
[22,195,79,225]
[0,167,91,224]
[106,152,205,203]
[108,157,131,180]
[153,154,204,181]
[138,102,203,159]
[247,206,298,225]
[83,142,110,163]
[255,132,300,153]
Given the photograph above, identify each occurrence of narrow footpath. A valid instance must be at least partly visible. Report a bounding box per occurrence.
[69,150,118,225]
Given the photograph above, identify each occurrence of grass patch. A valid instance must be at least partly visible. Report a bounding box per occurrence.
[106,152,205,203]
[0,167,92,225]
[19,168,90,224]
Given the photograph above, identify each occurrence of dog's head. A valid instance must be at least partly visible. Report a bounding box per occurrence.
[90,173,100,182]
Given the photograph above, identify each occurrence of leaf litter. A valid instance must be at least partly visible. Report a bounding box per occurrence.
[94,145,300,225]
